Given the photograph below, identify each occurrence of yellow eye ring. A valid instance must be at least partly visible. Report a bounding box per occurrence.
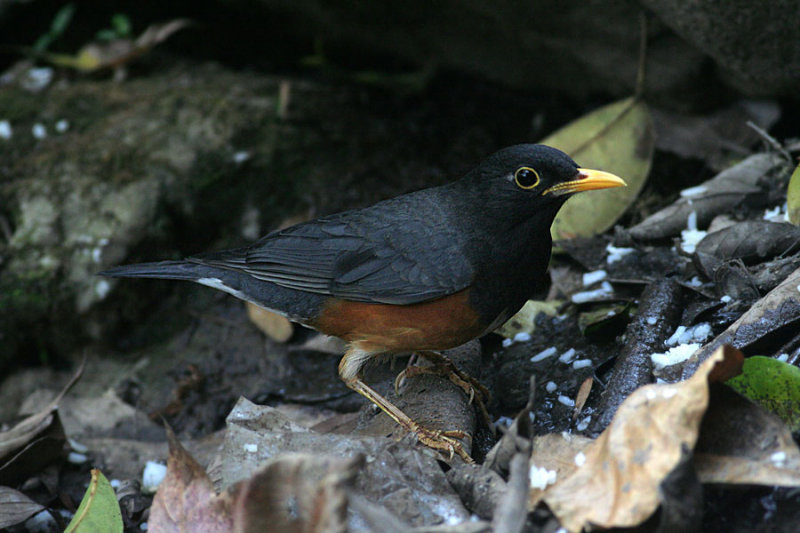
[514,167,540,189]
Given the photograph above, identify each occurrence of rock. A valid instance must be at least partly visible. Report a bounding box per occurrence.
[641,0,800,95]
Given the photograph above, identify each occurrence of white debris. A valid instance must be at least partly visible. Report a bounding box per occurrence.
[32,123,47,139]
[606,243,635,264]
[576,415,591,431]
[0,119,11,139]
[514,332,531,343]
[777,353,789,362]
[680,185,707,197]
[110,478,121,489]
[666,323,712,346]
[651,343,701,370]
[574,451,587,466]
[233,150,251,163]
[67,452,88,464]
[572,359,592,369]
[771,451,787,467]
[140,523,149,531]
[558,348,576,364]
[680,211,707,254]
[647,316,658,325]
[55,119,70,133]
[720,295,732,303]
[68,438,89,453]
[529,465,558,490]
[142,461,168,493]
[95,279,111,299]
[244,443,258,453]
[503,331,532,348]
[530,346,558,362]
[571,281,613,303]
[582,269,607,286]
[22,67,54,92]
[494,416,513,429]
[545,381,558,393]
[687,276,703,287]
[557,394,575,407]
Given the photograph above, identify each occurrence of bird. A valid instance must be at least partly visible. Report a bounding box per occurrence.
[99,144,625,461]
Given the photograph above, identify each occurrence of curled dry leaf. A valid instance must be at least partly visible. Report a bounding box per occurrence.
[695,384,800,487]
[540,345,743,532]
[542,97,653,241]
[0,486,45,529]
[694,221,800,265]
[149,427,234,533]
[629,153,783,240]
[0,359,83,486]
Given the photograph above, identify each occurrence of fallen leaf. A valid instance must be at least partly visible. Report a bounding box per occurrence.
[246,302,293,342]
[541,345,743,532]
[0,360,83,485]
[232,453,359,533]
[64,469,123,533]
[725,356,800,431]
[542,97,653,240]
[788,161,800,225]
[694,221,800,265]
[528,433,593,508]
[149,426,235,533]
[0,486,45,529]
[629,153,783,240]
[695,385,800,487]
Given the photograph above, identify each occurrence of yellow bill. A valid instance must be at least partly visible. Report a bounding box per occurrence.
[543,168,627,196]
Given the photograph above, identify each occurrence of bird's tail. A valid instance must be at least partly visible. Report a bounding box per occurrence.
[98,260,213,281]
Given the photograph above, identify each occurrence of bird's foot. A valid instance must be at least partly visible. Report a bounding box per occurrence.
[395,351,492,431]
[408,423,473,463]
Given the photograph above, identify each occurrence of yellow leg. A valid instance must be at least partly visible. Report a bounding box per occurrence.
[339,347,473,463]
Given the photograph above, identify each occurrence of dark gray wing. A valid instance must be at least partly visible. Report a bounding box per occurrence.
[190,192,474,305]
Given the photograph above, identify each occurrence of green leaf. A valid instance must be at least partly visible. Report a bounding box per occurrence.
[50,3,76,36]
[110,14,132,37]
[787,161,800,225]
[726,356,800,432]
[64,469,123,533]
[541,97,654,241]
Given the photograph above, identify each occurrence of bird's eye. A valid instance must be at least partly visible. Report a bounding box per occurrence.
[514,167,540,189]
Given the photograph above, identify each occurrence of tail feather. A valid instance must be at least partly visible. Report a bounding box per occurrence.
[98,260,208,281]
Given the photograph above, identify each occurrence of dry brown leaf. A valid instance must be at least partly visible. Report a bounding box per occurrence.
[0,360,84,485]
[149,427,235,533]
[695,385,800,487]
[150,425,359,533]
[0,486,45,529]
[246,302,293,342]
[528,433,593,508]
[232,454,358,533]
[541,345,743,532]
